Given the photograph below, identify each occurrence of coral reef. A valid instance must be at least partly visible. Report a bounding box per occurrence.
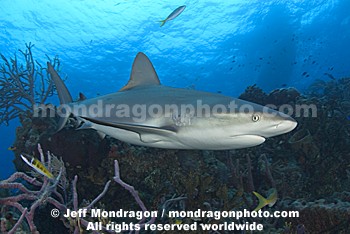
[0,145,155,233]
[281,191,350,233]
[238,84,301,106]
[0,144,67,233]
[3,56,350,233]
[0,43,60,126]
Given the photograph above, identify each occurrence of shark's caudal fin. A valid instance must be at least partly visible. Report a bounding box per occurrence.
[47,63,73,104]
[159,20,166,27]
[47,63,73,132]
[120,52,161,91]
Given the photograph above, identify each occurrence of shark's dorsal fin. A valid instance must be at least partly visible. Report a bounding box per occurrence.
[120,52,160,91]
[78,92,87,101]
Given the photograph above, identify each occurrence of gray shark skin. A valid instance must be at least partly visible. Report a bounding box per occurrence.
[47,52,297,150]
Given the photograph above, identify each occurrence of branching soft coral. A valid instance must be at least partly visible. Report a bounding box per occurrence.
[0,43,61,125]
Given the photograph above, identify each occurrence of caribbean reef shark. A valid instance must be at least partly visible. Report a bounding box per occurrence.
[47,52,297,150]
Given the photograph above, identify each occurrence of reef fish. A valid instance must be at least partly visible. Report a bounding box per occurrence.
[20,154,54,179]
[8,146,16,151]
[160,5,186,27]
[48,52,297,150]
[252,188,278,211]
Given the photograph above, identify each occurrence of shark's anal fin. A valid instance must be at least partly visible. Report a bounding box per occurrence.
[119,52,161,91]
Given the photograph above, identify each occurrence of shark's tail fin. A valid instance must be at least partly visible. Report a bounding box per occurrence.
[159,20,166,27]
[47,63,73,104]
[47,63,73,132]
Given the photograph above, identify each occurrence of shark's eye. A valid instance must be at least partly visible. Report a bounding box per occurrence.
[252,114,260,122]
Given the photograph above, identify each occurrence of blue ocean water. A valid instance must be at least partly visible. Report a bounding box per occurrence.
[0,0,349,179]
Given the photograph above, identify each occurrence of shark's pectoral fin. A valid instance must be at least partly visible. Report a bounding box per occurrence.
[110,123,176,144]
[139,134,163,143]
[229,135,266,148]
[80,117,177,143]
[119,52,161,91]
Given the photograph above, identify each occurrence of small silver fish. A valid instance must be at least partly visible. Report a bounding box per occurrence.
[160,5,186,27]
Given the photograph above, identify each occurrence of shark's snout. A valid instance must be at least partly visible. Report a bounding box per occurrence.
[259,113,297,138]
[276,118,298,133]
